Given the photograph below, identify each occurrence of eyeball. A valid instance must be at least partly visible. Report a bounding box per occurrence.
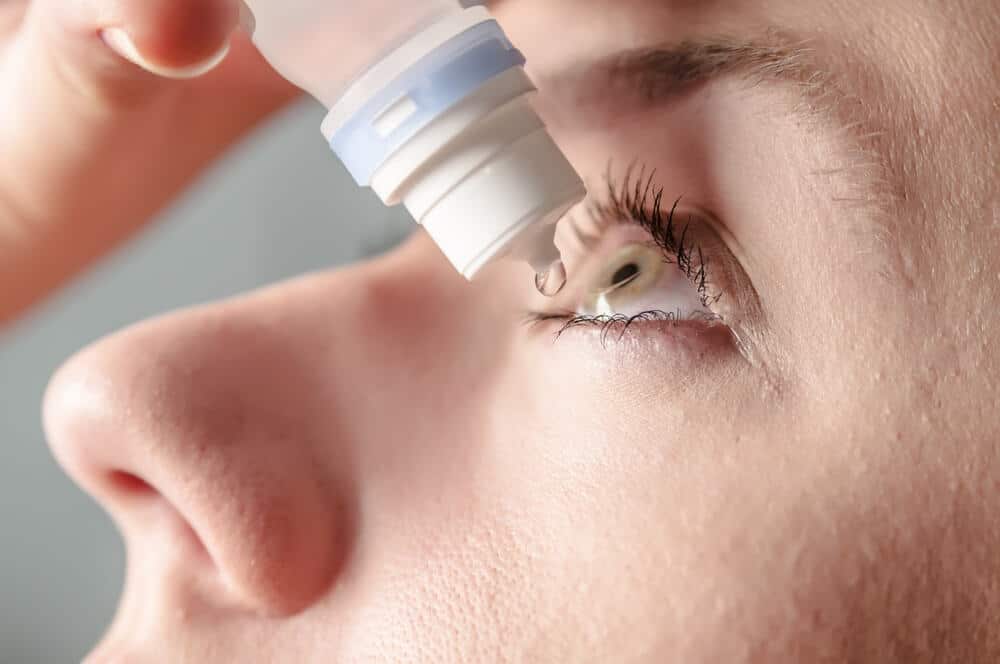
[578,243,709,318]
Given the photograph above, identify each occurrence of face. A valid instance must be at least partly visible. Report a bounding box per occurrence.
[44,0,1000,661]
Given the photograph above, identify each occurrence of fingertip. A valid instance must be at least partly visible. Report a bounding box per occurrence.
[132,0,239,67]
[95,0,239,79]
[101,26,232,80]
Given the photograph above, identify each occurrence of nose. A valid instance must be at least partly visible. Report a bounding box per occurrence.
[43,288,354,617]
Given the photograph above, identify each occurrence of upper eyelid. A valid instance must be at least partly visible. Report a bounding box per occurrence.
[561,166,679,258]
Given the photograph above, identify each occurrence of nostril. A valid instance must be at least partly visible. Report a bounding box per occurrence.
[104,470,218,570]
[106,470,157,498]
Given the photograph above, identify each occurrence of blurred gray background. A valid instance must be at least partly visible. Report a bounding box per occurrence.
[0,100,413,664]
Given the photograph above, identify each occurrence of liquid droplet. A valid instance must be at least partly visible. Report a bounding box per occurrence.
[535,259,568,297]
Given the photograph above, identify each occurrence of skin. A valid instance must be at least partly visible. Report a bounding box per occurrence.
[2,0,998,661]
[0,0,296,326]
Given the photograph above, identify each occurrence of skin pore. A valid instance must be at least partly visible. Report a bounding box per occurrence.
[40,0,999,662]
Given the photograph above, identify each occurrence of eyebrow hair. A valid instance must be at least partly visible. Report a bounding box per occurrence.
[600,34,831,108]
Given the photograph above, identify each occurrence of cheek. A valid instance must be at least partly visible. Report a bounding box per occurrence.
[465,340,966,659]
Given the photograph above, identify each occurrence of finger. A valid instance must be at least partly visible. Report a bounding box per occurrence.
[0,1,294,325]
[33,0,241,85]
[4,0,245,191]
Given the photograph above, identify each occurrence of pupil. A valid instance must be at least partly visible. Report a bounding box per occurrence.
[611,262,641,287]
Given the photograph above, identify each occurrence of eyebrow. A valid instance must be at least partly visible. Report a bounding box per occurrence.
[546,31,898,216]
[558,32,844,125]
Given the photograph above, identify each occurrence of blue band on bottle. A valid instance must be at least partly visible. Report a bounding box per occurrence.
[329,20,526,185]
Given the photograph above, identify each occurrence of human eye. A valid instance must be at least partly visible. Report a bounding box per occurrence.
[527,164,752,352]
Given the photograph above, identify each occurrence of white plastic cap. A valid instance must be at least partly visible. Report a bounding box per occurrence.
[368,69,584,278]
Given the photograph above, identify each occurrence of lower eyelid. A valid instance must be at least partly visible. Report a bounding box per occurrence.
[524,311,740,369]
[527,308,723,339]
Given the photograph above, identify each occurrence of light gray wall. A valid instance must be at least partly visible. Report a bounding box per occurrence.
[0,100,413,664]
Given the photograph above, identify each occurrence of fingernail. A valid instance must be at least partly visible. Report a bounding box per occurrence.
[100,27,231,80]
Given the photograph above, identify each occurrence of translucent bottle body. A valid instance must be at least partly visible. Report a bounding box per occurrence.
[243,0,463,108]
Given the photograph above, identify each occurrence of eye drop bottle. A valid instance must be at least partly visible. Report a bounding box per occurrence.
[239,0,585,284]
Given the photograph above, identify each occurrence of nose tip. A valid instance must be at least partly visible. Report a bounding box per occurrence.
[43,310,351,616]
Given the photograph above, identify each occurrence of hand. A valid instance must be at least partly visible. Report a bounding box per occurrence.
[0,0,298,325]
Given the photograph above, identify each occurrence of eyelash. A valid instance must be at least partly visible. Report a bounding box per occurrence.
[530,309,723,344]
[528,164,725,338]
[594,164,719,307]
